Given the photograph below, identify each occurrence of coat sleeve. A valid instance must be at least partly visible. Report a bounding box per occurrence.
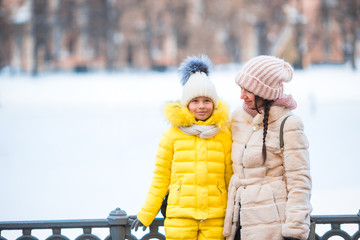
[137,128,173,226]
[282,116,312,240]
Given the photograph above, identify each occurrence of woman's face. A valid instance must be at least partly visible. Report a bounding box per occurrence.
[240,88,263,109]
[188,96,214,121]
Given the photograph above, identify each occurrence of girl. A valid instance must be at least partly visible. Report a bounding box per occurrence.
[132,55,233,240]
[223,55,312,240]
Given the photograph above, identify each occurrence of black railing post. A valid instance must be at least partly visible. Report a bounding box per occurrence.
[107,208,128,240]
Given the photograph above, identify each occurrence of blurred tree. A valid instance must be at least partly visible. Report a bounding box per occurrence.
[337,0,359,70]
[222,0,243,63]
[57,0,79,70]
[140,0,156,69]
[1,0,358,73]
[104,0,120,70]
[167,1,189,63]
[32,0,49,76]
[0,0,11,69]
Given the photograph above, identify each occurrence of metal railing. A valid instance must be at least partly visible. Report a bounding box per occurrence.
[311,211,360,240]
[0,208,359,240]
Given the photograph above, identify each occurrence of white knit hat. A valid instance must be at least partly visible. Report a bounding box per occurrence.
[179,55,219,107]
[235,55,293,100]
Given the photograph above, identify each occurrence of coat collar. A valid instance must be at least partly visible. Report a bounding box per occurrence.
[237,106,290,126]
[164,99,229,128]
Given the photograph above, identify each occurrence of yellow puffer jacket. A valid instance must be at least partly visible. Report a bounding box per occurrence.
[137,100,233,227]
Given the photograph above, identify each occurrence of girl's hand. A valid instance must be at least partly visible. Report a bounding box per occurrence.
[283,237,300,240]
[130,217,147,231]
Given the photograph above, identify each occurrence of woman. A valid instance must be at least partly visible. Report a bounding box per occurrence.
[223,55,312,240]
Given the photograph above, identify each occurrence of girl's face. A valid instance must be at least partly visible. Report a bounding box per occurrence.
[188,96,214,121]
[240,88,263,109]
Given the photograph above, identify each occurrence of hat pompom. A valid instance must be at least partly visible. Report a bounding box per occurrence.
[178,55,212,86]
[178,55,219,107]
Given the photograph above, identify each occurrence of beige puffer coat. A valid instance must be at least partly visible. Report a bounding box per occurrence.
[223,106,312,240]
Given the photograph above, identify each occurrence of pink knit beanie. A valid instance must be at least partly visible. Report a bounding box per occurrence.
[235,55,293,100]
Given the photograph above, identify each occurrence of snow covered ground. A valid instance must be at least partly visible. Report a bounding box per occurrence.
[0,64,360,239]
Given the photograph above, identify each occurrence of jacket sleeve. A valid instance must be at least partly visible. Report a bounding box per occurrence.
[282,116,312,240]
[224,128,233,189]
[137,128,173,226]
[223,174,237,237]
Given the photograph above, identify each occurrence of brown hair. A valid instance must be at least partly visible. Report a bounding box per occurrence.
[254,96,274,162]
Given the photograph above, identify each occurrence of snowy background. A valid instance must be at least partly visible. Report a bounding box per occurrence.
[0,64,360,239]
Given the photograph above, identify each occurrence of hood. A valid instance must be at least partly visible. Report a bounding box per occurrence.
[164,99,229,129]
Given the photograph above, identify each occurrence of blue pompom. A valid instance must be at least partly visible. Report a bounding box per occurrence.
[178,55,212,86]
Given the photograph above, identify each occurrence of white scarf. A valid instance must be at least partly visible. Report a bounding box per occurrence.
[178,124,220,139]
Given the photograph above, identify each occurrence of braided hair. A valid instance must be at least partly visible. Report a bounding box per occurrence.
[254,96,274,163]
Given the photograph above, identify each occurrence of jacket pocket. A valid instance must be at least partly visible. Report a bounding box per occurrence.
[169,178,182,205]
[217,181,227,206]
[240,183,283,226]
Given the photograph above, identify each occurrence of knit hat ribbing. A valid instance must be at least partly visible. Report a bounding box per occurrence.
[235,55,293,100]
[179,55,219,107]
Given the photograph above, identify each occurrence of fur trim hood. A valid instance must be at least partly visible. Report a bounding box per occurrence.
[164,99,229,129]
